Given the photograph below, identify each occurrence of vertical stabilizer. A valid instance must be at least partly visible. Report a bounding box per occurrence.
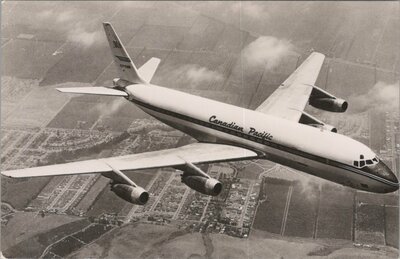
[103,22,145,84]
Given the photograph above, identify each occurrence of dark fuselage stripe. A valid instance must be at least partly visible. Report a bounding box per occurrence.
[130,98,397,186]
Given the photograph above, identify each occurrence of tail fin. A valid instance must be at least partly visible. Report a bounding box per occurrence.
[103,22,145,84]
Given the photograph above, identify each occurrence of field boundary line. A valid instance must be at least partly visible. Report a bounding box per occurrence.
[281,184,293,236]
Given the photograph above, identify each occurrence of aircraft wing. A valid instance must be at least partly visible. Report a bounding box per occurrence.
[56,86,128,96]
[255,52,325,122]
[1,143,258,178]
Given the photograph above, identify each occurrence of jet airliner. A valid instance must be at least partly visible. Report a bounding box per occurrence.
[2,23,398,205]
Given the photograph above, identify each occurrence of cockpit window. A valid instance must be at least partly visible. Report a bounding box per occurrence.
[353,155,380,169]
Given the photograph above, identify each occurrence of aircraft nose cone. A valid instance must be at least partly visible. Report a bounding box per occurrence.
[376,161,398,183]
[375,161,399,193]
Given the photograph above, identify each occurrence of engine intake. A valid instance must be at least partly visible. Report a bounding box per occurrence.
[182,175,222,196]
[111,184,149,205]
[309,97,348,113]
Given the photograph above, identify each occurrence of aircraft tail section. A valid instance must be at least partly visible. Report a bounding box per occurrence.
[138,57,161,83]
[103,22,145,84]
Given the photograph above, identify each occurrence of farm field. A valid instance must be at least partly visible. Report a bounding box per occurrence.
[39,42,111,86]
[128,25,188,49]
[284,182,319,238]
[74,177,108,213]
[355,204,385,245]
[315,184,354,240]
[41,223,114,258]
[47,98,106,129]
[72,223,114,244]
[252,178,291,234]
[1,39,63,79]
[4,87,71,128]
[108,7,151,43]
[146,2,197,28]
[1,212,80,250]
[3,219,90,258]
[237,163,264,180]
[326,61,376,98]
[1,177,52,210]
[178,16,225,51]
[214,25,249,54]
[385,206,399,248]
[130,48,172,70]
[356,191,399,207]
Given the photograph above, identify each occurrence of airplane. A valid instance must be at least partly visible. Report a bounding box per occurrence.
[2,23,398,206]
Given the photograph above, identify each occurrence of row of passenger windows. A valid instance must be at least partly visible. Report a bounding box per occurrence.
[137,101,329,166]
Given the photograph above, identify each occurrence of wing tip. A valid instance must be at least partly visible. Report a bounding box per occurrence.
[1,171,15,178]
[310,51,325,59]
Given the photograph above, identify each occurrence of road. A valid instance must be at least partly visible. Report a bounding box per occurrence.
[238,182,254,228]
[280,185,293,236]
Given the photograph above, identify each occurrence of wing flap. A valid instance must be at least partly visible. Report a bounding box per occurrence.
[2,143,258,178]
[56,87,128,97]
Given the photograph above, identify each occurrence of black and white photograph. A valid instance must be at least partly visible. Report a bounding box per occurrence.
[1,1,399,258]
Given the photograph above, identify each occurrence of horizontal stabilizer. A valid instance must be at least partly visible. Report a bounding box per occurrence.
[56,87,128,97]
[138,57,161,83]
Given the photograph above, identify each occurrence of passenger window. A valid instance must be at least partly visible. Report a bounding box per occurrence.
[360,160,365,167]
[373,158,378,162]
[353,161,359,167]
[366,160,373,165]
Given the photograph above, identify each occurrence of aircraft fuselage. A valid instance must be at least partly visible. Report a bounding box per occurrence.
[125,84,399,193]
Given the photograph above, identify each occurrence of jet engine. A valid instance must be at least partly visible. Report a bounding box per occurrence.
[299,111,337,133]
[182,174,222,196]
[111,184,149,205]
[176,161,223,196]
[309,97,348,113]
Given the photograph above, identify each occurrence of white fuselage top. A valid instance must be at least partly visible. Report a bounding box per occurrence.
[127,84,376,167]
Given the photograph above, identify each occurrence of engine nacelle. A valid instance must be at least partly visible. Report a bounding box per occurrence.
[182,175,222,196]
[299,112,337,133]
[111,184,149,205]
[309,97,348,112]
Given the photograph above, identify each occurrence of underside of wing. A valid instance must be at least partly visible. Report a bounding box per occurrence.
[1,143,259,178]
[256,52,325,122]
[56,86,128,96]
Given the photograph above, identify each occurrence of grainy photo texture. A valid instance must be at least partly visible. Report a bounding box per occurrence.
[0,1,399,258]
